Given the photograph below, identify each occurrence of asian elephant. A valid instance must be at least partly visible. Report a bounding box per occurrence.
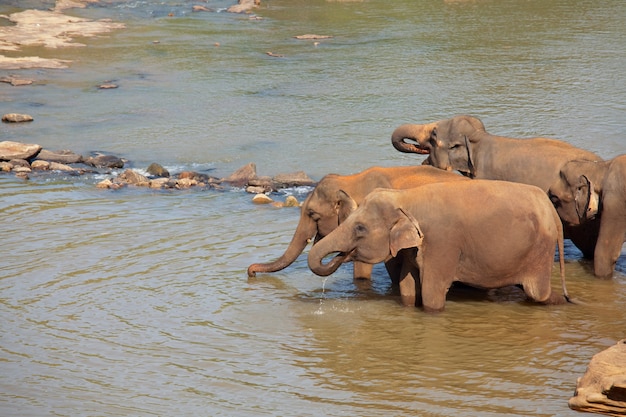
[548,154,626,277]
[308,180,570,313]
[247,165,467,280]
[391,115,603,257]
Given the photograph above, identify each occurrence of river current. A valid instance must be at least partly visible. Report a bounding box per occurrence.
[1,1,625,416]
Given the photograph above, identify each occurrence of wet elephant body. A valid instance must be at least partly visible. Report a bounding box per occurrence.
[247,165,467,281]
[549,155,626,277]
[308,180,569,313]
[390,115,603,258]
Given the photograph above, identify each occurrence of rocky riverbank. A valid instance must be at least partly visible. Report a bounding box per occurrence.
[0,140,316,206]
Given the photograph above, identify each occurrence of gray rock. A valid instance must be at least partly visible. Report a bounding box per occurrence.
[37,149,83,164]
[0,141,41,161]
[84,154,124,169]
[272,171,316,188]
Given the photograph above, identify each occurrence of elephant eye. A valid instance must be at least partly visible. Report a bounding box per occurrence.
[450,143,463,150]
[354,223,367,237]
[308,210,321,221]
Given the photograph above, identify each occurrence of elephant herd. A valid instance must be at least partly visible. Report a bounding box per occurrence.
[248,115,625,312]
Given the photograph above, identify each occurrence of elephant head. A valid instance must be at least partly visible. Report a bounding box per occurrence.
[247,178,359,277]
[391,115,487,178]
[308,191,424,277]
[548,160,605,226]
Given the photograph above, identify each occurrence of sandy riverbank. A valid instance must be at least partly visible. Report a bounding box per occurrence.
[0,0,259,70]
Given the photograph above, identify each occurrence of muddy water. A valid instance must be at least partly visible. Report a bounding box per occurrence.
[1,0,625,416]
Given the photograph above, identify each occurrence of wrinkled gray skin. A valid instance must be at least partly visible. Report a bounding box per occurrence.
[308,181,569,313]
[391,115,603,257]
[548,155,626,277]
[247,165,467,281]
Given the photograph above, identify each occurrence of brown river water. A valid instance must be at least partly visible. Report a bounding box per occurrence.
[1,0,625,416]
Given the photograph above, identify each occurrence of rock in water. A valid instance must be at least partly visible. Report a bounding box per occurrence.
[0,141,41,160]
[569,339,626,415]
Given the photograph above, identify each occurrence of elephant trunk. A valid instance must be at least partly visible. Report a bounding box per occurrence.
[391,123,433,154]
[307,233,353,276]
[247,208,317,277]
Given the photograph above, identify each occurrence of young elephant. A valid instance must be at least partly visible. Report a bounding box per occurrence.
[548,154,626,277]
[247,165,467,281]
[308,180,570,312]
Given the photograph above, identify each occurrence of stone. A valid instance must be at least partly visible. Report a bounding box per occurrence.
[37,149,83,164]
[246,185,269,194]
[146,162,170,178]
[223,163,257,187]
[0,76,33,86]
[0,141,41,161]
[284,195,299,207]
[9,159,30,168]
[227,0,260,13]
[0,161,13,171]
[2,113,34,123]
[569,339,626,415]
[98,83,118,89]
[116,169,149,186]
[252,193,273,204]
[49,162,76,172]
[176,178,197,188]
[272,171,316,188]
[84,154,124,168]
[149,178,170,188]
[31,160,50,170]
[12,166,31,173]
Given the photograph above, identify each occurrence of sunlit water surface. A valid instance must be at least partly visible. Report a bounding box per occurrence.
[1,1,625,416]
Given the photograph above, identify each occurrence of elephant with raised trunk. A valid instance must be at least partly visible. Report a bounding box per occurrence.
[247,165,467,281]
[548,155,626,277]
[391,115,603,257]
[308,180,571,313]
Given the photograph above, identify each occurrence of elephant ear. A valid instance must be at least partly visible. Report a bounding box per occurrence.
[390,208,424,257]
[575,175,598,221]
[336,190,358,224]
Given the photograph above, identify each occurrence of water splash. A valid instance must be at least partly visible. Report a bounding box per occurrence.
[314,277,329,315]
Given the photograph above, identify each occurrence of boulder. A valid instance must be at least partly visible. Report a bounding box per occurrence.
[31,160,50,170]
[49,162,76,172]
[569,339,626,415]
[2,113,34,123]
[84,154,124,168]
[0,161,12,171]
[223,163,257,187]
[37,149,83,164]
[146,162,170,178]
[272,171,316,188]
[115,169,149,186]
[252,193,273,204]
[0,141,41,161]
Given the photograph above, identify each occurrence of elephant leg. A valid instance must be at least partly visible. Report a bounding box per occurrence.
[398,259,421,307]
[384,256,403,286]
[419,254,455,313]
[593,213,626,278]
[353,261,374,280]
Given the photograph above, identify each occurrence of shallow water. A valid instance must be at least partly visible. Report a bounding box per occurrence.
[1,0,625,416]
